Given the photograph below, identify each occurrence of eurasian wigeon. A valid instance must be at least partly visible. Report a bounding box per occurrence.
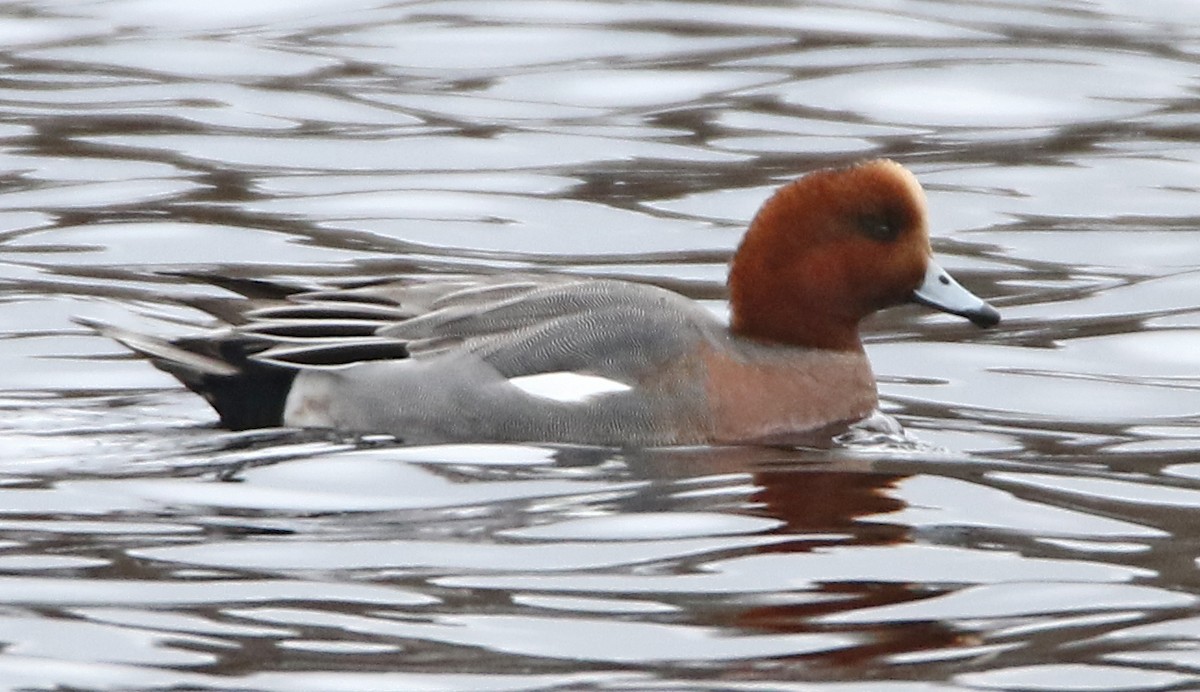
[85,159,998,446]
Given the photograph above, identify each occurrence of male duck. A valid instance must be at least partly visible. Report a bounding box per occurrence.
[86,160,999,446]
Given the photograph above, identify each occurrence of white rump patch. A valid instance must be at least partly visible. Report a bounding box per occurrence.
[507,372,632,403]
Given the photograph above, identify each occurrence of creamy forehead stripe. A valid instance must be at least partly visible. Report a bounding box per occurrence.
[507,372,632,403]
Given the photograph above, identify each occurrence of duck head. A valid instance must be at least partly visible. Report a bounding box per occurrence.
[728,159,999,351]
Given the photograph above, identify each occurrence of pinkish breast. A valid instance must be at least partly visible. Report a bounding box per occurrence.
[700,341,878,444]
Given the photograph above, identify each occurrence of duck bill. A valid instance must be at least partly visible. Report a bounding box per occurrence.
[912,260,1000,328]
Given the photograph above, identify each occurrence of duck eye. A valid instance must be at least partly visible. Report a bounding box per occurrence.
[857,212,901,243]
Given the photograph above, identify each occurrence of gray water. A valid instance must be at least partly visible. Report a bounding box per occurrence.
[1,1,1199,690]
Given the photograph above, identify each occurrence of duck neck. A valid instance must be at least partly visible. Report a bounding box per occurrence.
[728,249,865,353]
[729,296,864,352]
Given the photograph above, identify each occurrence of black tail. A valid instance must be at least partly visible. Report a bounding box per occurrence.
[76,318,296,430]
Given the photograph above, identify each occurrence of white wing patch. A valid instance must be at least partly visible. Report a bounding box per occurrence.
[507,372,632,403]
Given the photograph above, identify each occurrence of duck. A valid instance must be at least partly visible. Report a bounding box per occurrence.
[83,159,999,447]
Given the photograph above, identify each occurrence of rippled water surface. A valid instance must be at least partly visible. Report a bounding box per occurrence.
[2,1,1200,690]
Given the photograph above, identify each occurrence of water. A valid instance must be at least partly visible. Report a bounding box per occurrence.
[1,0,1199,690]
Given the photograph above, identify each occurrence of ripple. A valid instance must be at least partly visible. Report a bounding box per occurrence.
[958,663,1192,691]
[23,39,339,79]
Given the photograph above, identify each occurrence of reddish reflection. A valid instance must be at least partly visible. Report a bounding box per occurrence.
[626,445,969,665]
[752,469,907,543]
[748,466,971,664]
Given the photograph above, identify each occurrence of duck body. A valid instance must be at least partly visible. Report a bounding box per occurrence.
[86,160,998,447]
[281,278,876,446]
